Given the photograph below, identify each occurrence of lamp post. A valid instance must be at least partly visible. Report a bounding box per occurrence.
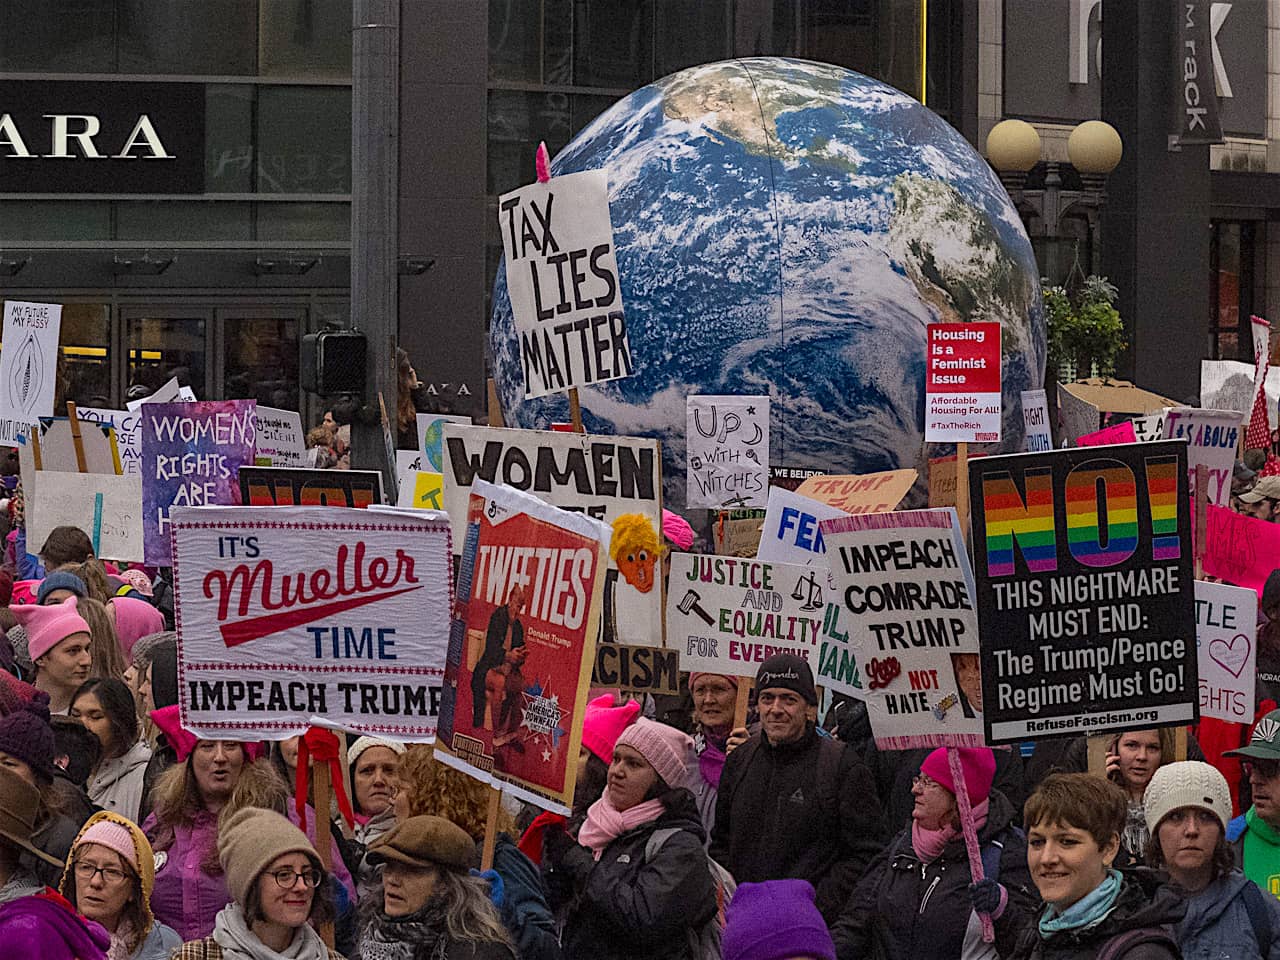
[987,118,1123,281]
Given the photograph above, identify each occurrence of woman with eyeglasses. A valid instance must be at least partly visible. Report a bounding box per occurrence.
[174,807,342,960]
[831,747,1035,960]
[59,811,181,960]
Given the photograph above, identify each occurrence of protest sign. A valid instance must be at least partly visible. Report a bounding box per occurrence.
[929,453,986,508]
[969,441,1197,744]
[1057,379,1174,444]
[239,466,382,509]
[1021,389,1052,452]
[499,169,632,399]
[126,376,183,412]
[77,408,142,474]
[819,509,982,748]
[18,416,118,475]
[667,554,825,678]
[141,401,257,566]
[1076,421,1137,447]
[757,486,850,565]
[925,322,1001,443]
[436,480,608,811]
[253,407,305,467]
[592,643,679,695]
[416,414,470,473]
[27,471,143,562]
[795,469,917,515]
[770,465,823,492]
[814,598,864,701]
[1195,580,1256,724]
[172,504,453,740]
[1202,359,1280,431]
[396,449,421,482]
[397,471,445,510]
[0,301,61,444]
[1131,411,1168,443]
[442,423,662,647]
[1161,407,1242,508]
[686,395,770,509]
[1203,504,1280,595]
[713,516,763,557]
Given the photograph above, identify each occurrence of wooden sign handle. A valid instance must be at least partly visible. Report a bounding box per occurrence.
[955,442,970,542]
[313,763,336,949]
[733,677,754,729]
[67,401,87,473]
[568,387,585,434]
[480,785,501,871]
[1194,463,1208,580]
[487,378,505,428]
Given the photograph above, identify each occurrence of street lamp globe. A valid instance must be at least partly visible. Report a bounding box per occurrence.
[1067,120,1123,174]
[986,119,1041,172]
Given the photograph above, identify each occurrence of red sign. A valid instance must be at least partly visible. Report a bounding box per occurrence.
[925,322,1002,443]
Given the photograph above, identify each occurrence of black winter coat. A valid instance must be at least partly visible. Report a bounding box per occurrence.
[546,789,716,960]
[869,745,1028,833]
[710,724,884,924]
[1009,871,1185,960]
[831,789,1037,960]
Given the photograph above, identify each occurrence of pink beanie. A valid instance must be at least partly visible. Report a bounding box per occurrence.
[581,694,641,764]
[109,596,165,658]
[920,747,996,805]
[661,509,695,550]
[615,718,693,789]
[689,672,739,691]
[11,596,91,661]
[149,704,265,764]
[118,569,154,597]
[76,817,141,874]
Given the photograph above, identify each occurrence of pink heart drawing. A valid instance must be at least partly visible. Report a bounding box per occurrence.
[1210,634,1251,679]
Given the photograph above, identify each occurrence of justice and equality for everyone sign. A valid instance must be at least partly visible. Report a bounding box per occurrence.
[499,169,633,399]
[0,300,61,444]
[171,504,454,741]
[436,480,608,812]
[969,441,1198,744]
[686,395,770,509]
[820,508,983,748]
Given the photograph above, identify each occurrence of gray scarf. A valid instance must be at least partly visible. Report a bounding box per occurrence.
[0,868,43,904]
[358,903,449,960]
[212,903,330,960]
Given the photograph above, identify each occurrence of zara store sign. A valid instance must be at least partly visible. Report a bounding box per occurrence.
[0,80,204,193]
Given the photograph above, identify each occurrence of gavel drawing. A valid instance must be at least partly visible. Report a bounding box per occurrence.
[677,588,716,626]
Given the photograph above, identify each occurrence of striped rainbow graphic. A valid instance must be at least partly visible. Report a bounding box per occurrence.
[1145,456,1182,560]
[1066,462,1138,566]
[981,468,1057,577]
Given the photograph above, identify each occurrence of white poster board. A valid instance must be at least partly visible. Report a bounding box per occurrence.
[1196,580,1257,724]
[686,395,770,509]
[756,486,850,566]
[1021,389,1052,452]
[0,301,62,444]
[78,408,143,474]
[253,406,306,467]
[1161,406,1243,508]
[126,376,183,412]
[27,471,143,562]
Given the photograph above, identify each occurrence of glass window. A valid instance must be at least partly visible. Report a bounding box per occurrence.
[117,0,257,74]
[0,202,111,241]
[59,305,112,408]
[573,0,654,88]
[257,87,351,193]
[125,314,207,400]
[1210,221,1255,361]
[115,201,252,241]
[207,85,256,193]
[0,0,116,72]
[256,202,350,241]
[259,0,351,78]
[222,313,301,410]
[489,0,541,83]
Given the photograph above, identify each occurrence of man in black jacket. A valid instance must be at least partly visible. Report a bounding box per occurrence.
[711,654,884,925]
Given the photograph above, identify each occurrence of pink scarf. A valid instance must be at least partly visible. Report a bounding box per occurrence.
[578,793,667,860]
[911,798,989,862]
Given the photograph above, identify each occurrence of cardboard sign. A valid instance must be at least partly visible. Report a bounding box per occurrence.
[1076,421,1137,447]
[667,554,825,678]
[436,480,608,812]
[756,486,850,565]
[19,417,118,475]
[969,442,1198,744]
[1161,407,1242,508]
[1021,389,1052,452]
[141,401,257,565]
[78,407,142,474]
[27,471,143,562]
[239,467,383,510]
[499,169,632,399]
[442,423,662,648]
[1202,359,1280,432]
[0,300,61,444]
[173,504,454,739]
[713,517,763,557]
[253,407,306,468]
[925,322,1001,443]
[1204,504,1280,595]
[928,453,986,508]
[686,395,770,509]
[1196,580,1257,724]
[795,469,917,515]
[592,643,679,695]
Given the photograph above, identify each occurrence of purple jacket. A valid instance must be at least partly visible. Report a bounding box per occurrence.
[0,891,110,960]
[143,804,356,941]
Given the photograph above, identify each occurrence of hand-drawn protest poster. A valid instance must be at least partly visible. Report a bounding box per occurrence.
[757,486,849,566]
[667,554,826,678]
[1021,389,1052,452]
[398,471,445,511]
[1204,504,1280,595]
[1195,580,1256,724]
[142,400,257,565]
[794,469,917,516]
[253,407,306,467]
[436,480,607,812]
[172,504,453,740]
[28,472,143,562]
[78,408,142,475]
[969,441,1197,744]
[714,516,764,557]
[416,414,471,474]
[929,453,986,508]
[442,423,662,648]
[0,301,61,444]
[820,509,983,748]
[925,322,1001,443]
[239,466,382,509]
[814,598,864,701]
[1077,421,1137,447]
[1131,412,1167,443]
[1161,407,1241,508]
[499,169,632,399]
[126,376,183,412]
[592,644,680,696]
[686,395,770,509]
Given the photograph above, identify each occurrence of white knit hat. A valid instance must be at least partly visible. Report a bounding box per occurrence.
[1143,760,1232,833]
[348,736,406,767]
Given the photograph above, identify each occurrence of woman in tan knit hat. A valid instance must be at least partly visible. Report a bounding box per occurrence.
[174,807,341,960]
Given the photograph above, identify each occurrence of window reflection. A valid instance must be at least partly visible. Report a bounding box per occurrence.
[126,315,206,400]
[223,315,301,411]
[59,305,112,408]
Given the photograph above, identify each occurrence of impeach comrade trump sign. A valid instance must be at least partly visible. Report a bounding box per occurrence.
[171,504,453,741]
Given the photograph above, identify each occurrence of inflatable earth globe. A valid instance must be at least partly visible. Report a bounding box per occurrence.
[489,57,1045,508]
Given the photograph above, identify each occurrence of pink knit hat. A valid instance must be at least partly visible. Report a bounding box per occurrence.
[118,569,154,597]
[581,694,641,765]
[615,718,693,789]
[10,596,91,661]
[108,596,165,658]
[920,747,996,805]
[75,817,141,874]
[661,510,695,550]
